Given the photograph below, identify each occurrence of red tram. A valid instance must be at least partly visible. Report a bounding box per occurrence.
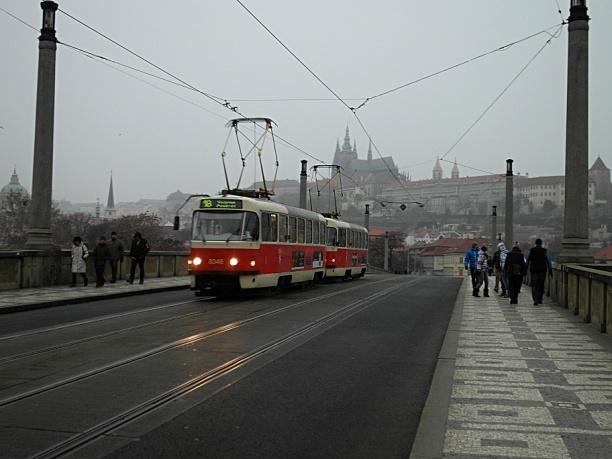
[324,217,368,279]
[185,194,367,295]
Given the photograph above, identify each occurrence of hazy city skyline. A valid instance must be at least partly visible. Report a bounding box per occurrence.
[1,0,611,202]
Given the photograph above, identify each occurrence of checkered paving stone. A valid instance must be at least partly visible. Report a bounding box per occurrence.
[443,282,612,459]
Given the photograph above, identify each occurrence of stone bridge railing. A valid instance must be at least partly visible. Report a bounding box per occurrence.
[545,264,612,334]
[0,250,189,290]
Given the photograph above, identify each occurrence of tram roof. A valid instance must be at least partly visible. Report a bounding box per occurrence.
[225,117,276,127]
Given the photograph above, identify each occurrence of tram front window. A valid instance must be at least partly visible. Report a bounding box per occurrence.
[192,211,259,241]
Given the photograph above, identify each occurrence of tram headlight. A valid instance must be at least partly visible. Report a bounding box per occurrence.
[250,259,256,267]
[192,257,202,266]
[229,257,239,266]
[331,258,336,263]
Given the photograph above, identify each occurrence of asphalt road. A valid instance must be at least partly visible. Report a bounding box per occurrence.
[109,276,461,459]
[0,274,461,459]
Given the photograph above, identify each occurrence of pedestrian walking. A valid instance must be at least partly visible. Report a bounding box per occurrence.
[526,238,553,305]
[492,242,509,297]
[127,232,150,285]
[70,236,89,287]
[108,231,125,283]
[504,242,527,305]
[93,236,111,287]
[473,245,490,297]
[464,242,480,288]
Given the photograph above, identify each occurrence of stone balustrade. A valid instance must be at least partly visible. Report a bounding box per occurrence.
[547,263,612,334]
[0,250,189,290]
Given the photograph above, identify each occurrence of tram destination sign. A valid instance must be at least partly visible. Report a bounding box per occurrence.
[200,198,243,210]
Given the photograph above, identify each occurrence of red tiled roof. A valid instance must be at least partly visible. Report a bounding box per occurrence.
[594,245,612,261]
[419,238,491,256]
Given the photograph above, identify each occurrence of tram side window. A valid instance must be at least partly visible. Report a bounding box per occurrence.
[297,218,305,243]
[327,227,337,247]
[279,214,289,242]
[305,220,312,244]
[338,228,347,247]
[321,224,327,245]
[289,217,297,243]
[261,212,278,242]
[312,221,319,244]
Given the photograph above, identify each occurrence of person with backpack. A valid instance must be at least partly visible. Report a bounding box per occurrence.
[504,242,527,305]
[492,242,509,297]
[464,242,480,288]
[526,238,553,305]
[474,245,490,297]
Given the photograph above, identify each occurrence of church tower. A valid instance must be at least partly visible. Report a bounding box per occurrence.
[367,140,372,163]
[451,159,460,179]
[433,157,443,181]
[104,173,117,219]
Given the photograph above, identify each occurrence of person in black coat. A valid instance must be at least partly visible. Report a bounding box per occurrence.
[503,243,527,305]
[526,238,553,305]
[127,232,150,284]
[93,236,111,287]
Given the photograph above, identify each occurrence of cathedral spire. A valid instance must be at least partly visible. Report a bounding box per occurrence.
[451,158,459,179]
[367,140,372,162]
[106,173,115,209]
[433,157,443,180]
[341,125,352,153]
[353,140,357,157]
[335,139,340,155]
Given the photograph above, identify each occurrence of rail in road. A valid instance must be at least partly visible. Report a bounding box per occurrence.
[0,274,461,458]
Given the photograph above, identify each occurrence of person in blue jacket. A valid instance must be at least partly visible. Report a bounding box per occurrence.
[464,242,480,288]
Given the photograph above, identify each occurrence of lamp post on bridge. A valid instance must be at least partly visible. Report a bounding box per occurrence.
[25,1,59,249]
[559,0,593,263]
[505,159,514,246]
[491,205,497,246]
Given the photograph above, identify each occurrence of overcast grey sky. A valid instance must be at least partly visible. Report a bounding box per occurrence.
[1,1,611,203]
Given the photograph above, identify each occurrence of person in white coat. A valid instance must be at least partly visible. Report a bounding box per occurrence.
[70,236,89,287]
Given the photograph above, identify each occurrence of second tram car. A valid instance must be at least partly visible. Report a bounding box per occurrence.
[324,217,368,279]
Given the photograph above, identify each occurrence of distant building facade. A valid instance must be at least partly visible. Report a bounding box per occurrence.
[383,158,606,215]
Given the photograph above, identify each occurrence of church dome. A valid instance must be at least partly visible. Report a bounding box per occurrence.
[1,169,28,196]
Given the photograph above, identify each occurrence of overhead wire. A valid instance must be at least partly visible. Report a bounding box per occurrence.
[0,6,38,32]
[439,159,504,178]
[3,5,328,173]
[57,8,233,110]
[353,23,565,111]
[234,0,421,202]
[57,8,334,169]
[234,0,353,113]
[439,24,564,161]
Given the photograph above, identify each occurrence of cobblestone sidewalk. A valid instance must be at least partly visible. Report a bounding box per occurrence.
[442,281,612,459]
[0,276,190,313]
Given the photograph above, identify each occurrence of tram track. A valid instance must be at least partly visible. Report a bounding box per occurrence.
[0,298,206,342]
[0,276,401,409]
[31,277,419,459]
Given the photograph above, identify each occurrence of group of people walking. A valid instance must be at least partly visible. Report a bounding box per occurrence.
[70,232,150,288]
[465,238,552,305]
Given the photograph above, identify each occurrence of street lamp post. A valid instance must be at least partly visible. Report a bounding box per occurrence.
[26,1,59,249]
[505,159,514,246]
[491,205,497,246]
[559,0,593,263]
[379,200,424,210]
